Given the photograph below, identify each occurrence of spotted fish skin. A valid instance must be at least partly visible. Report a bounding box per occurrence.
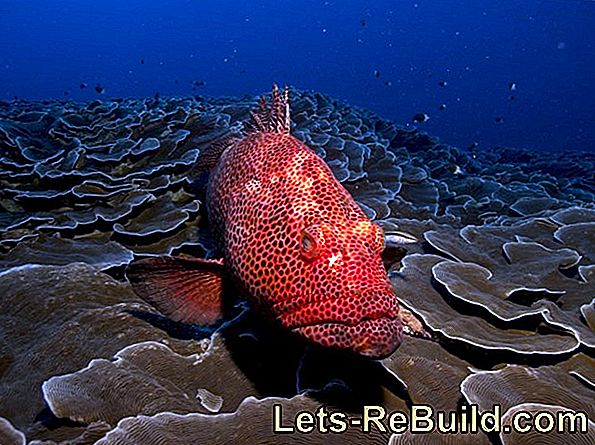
[127,85,404,359]
[206,87,403,358]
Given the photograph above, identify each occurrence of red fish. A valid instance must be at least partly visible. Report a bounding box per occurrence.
[127,85,407,359]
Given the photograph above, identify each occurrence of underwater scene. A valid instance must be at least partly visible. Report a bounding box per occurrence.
[0,1,594,444]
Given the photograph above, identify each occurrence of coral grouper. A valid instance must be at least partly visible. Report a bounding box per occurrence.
[127,85,408,359]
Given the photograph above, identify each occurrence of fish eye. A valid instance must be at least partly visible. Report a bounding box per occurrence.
[302,232,315,252]
[300,225,321,260]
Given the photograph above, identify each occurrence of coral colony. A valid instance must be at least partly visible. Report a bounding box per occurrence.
[0,89,593,443]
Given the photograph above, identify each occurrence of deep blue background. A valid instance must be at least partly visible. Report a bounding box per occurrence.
[1,0,594,152]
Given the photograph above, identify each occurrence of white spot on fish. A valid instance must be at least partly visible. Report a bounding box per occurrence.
[245,179,261,193]
[328,252,342,268]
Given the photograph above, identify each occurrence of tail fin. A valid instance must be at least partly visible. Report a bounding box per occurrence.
[249,84,291,134]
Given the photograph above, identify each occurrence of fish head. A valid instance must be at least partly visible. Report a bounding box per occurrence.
[274,218,403,359]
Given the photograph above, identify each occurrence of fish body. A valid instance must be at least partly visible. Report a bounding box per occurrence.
[127,85,405,359]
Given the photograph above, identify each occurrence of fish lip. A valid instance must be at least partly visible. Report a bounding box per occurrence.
[288,313,400,330]
[291,316,403,359]
[275,293,401,329]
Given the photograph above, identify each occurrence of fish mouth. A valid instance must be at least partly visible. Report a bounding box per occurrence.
[277,292,403,359]
[292,316,403,359]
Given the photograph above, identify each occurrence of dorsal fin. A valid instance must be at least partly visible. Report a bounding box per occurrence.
[193,134,240,171]
[192,84,290,177]
[248,84,291,134]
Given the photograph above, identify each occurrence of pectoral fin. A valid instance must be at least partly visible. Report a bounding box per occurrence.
[126,256,226,325]
[400,307,433,340]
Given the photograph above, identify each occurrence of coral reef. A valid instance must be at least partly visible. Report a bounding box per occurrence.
[0,89,593,444]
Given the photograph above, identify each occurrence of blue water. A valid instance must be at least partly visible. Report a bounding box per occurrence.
[1,0,593,152]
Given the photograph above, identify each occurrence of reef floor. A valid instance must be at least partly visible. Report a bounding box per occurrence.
[0,90,593,444]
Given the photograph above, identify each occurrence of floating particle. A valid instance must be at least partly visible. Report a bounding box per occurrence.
[80,82,88,89]
[438,80,448,87]
[412,113,429,123]
[374,70,380,78]
[508,82,517,91]
[557,41,566,50]
[438,103,447,110]
[95,85,105,94]
[495,116,504,124]
[384,80,392,87]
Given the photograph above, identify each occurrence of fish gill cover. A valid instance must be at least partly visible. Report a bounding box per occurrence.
[0,1,594,445]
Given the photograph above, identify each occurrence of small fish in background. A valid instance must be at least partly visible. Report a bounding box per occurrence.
[140,58,145,65]
[412,112,430,123]
[447,163,464,175]
[437,80,448,87]
[154,91,160,100]
[192,80,206,90]
[438,103,447,111]
[63,91,70,97]
[384,80,392,87]
[495,116,504,124]
[509,95,515,101]
[508,82,517,91]
[360,18,367,27]
[374,70,380,79]
[94,85,105,94]
[79,82,88,89]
